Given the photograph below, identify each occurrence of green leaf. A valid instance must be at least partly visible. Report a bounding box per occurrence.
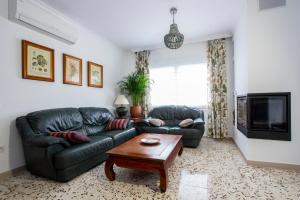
[117,71,152,106]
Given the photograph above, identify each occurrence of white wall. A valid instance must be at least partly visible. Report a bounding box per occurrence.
[232,0,250,158]
[0,0,133,173]
[149,41,234,136]
[246,0,300,165]
[233,0,300,165]
[233,0,249,95]
[225,39,235,137]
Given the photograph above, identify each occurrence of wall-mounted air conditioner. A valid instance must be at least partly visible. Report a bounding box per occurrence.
[9,0,78,44]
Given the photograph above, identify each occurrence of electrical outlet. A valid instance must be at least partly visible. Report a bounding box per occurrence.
[0,145,4,153]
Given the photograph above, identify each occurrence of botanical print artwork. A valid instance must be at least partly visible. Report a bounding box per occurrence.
[28,46,50,77]
[63,54,82,86]
[91,65,101,84]
[22,40,54,82]
[88,62,103,88]
[68,60,79,81]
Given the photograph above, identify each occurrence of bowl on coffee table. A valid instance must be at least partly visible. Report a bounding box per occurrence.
[140,137,160,145]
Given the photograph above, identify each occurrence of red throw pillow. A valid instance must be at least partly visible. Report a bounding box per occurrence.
[50,131,91,144]
[106,118,129,130]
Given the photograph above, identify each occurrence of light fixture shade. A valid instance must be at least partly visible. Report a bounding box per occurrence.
[114,95,129,105]
[164,24,184,49]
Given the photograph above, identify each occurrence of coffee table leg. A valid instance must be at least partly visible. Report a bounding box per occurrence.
[159,167,168,192]
[178,146,183,156]
[105,159,115,181]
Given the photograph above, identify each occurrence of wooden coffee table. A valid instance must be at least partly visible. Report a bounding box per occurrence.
[105,133,183,192]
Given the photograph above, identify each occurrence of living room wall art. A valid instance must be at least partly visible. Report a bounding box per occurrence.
[87,61,103,88]
[63,54,82,86]
[22,40,54,82]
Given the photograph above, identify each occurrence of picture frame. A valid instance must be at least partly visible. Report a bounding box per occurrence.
[63,54,82,86]
[22,40,55,82]
[88,61,103,88]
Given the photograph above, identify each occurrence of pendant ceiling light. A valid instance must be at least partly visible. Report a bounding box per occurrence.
[164,7,184,49]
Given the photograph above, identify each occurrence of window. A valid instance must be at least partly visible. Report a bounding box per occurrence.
[150,63,208,107]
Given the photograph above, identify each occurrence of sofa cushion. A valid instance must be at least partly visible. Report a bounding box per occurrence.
[163,119,182,127]
[106,118,129,130]
[26,136,71,147]
[54,135,113,169]
[169,127,202,140]
[83,125,106,136]
[149,106,203,126]
[50,131,91,144]
[79,107,113,125]
[79,107,113,135]
[136,126,169,134]
[149,118,165,127]
[174,106,202,120]
[26,108,83,135]
[179,119,194,128]
[149,105,175,121]
[102,128,136,146]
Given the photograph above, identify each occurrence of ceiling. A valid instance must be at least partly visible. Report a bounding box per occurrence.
[41,0,243,51]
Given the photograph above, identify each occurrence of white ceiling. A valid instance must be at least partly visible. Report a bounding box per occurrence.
[41,0,243,51]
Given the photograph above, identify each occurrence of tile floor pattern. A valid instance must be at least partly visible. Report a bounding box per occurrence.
[0,138,300,200]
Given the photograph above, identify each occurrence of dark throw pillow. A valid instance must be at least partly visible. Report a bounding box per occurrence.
[50,131,91,144]
[106,118,129,130]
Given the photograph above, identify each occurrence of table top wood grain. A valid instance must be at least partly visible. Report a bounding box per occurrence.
[107,133,182,161]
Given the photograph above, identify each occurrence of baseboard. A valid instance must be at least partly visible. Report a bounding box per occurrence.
[0,166,26,182]
[247,160,300,170]
[231,138,300,170]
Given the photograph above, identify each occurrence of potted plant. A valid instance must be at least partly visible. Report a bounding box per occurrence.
[118,71,151,118]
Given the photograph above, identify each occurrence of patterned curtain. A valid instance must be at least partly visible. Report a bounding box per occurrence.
[135,50,151,117]
[207,39,228,139]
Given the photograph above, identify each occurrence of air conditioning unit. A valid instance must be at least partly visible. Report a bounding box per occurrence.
[9,0,78,44]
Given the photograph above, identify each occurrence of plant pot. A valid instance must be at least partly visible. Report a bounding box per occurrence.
[130,106,142,118]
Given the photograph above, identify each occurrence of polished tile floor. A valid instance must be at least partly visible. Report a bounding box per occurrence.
[0,138,299,200]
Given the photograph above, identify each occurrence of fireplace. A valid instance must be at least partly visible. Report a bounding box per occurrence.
[237,93,291,141]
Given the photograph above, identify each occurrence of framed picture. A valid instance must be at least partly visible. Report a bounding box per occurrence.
[88,61,103,88]
[22,40,54,82]
[63,54,82,86]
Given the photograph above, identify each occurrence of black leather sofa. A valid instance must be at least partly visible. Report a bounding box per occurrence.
[135,106,205,148]
[16,107,136,182]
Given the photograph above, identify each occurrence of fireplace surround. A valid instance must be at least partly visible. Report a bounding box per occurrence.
[237,92,291,141]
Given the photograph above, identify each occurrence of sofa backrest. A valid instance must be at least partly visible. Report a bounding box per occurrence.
[79,107,113,135]
[26,108,83,135]
[149,105,204,126]
[23,107,113,136]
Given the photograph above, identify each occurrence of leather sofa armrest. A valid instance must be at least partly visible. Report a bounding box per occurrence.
[16,116,36,139]
[16,116,69,180]
[26,136,70,148]
[193,118,205,130]
[134,119,151,127]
